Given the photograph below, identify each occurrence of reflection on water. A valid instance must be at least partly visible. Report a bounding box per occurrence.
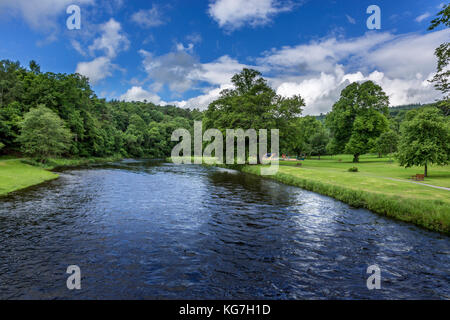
[0,159,448,299]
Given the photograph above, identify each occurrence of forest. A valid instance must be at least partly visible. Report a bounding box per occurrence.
[0,59,201,160]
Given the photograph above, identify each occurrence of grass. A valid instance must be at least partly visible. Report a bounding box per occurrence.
[240,154,450,235]
[0,155,122,196]
[0,159,59,196]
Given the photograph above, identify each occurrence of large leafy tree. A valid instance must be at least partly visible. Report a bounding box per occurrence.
[204,68,304,163]
[375,130,399,157]
[429,3,450,116]
[285,116,327,157]
[17,105,73,161]
[326,81,389,162]
[397,107,450,177]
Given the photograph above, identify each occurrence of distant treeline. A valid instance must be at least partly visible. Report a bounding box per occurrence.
[0,60,201,158]
[315,103,436,122]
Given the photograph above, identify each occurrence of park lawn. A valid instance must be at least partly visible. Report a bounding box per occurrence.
[281,154,450,188]
[0,159,59,196]
[242,154,450,234]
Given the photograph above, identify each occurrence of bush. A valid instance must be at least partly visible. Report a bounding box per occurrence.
[348,166,359,172]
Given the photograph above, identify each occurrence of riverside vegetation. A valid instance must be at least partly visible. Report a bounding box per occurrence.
[1,5,449,234]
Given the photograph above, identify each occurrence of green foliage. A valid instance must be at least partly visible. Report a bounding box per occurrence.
[17,105,72,161]
[429,4,450,108]
[429,3,450,30]
[0,59,199,159]
[348,166,358,172]
[397,107,450,176]
[204,68,304,162]
[375,130,399,156]
[326,81,389,162]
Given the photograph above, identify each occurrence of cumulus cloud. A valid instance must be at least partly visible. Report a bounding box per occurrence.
[139,47,199,94]
[88,18,129,58]
[172,84,234,109]
[266,30,449,114]
[75,56,116,84]
[119,86,165,104]
[189,55,250,85]
[208,0,294,30]
[75,18,129,84]
[123,29,447,114]
[257,32,394,73]
[131,5,165,28]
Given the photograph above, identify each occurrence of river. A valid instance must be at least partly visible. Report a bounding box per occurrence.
[0,159,448,299]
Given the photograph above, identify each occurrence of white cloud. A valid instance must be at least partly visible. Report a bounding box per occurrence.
[171,84,234,109]
[365,29,449,78]
[265,29,449,114]
[178,30,446,113]
[124,29,447,114]
[208,0,294,30]
[75,56,115,84]
[88,18,129,58]
[415,12,431,23]
[139,47,199,94]
[75,18,129,84]
[131,5,165,28]
[119,86,165,104]
[0,0,94,30]
[189,55,250,85]
[257,32,394,73]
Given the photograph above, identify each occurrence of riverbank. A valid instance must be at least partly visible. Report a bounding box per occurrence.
[0,155,122,196]
[241,155,449,235]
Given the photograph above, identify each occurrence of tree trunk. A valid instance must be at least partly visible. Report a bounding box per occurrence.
[424,163,428,177]
[318,154,321,160]
[353,154,359,163]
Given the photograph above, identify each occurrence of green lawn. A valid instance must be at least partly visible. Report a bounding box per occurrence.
[0,155,122,196]
[242,154,450,234]
[0,159,58,196]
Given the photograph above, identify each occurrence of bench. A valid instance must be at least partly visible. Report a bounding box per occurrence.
[411,174,425,181]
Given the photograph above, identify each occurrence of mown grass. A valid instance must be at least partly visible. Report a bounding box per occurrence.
[0,159,58,196]
[241,154,450,235]
[0,155,122,196]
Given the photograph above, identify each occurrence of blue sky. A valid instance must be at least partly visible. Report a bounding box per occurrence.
[0,0,448,114]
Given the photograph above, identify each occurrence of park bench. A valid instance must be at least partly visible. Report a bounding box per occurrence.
[411,174,425,181]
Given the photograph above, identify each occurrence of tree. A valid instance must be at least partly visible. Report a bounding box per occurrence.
[397,107,450,177]
[204,68,304,163]
[326,81,389,162]
[287,116,328,158]
[17,105,72,161]
[429,4,450,116]
[375,130,398,157]
[310,129,329,160]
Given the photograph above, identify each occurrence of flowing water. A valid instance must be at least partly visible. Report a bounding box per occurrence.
[0,160,448,299]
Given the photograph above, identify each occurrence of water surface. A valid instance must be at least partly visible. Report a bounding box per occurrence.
[0,160,448,299]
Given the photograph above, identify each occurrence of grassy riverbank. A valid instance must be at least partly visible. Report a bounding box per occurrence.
[241,154,450,235]
[0,155,122,196]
